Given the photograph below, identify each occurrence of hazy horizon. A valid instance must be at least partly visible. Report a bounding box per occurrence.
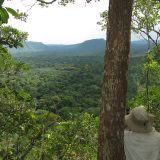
[24,38,147,46]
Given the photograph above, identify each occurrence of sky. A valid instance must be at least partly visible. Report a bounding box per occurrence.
[5,0,139,44]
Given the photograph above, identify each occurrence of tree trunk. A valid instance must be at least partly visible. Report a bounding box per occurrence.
[97,0,133,160]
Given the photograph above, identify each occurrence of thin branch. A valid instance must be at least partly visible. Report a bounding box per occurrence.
[19,121,58,160]
[138,32,148,42]
[152,28,160,36]
[137,29,158,47]
[26,1,38,13]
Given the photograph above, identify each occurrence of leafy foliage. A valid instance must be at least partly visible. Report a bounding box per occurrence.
[0,26,28,48]
[128,45,160,130]
[0,0,160,159]
[132,0,160,44]
[9,56,103,118]
[98,0,160,46]
[26,113,98,160]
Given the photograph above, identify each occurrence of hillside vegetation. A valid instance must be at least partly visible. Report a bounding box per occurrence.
[10,39,146,118]
[1,37,160,159]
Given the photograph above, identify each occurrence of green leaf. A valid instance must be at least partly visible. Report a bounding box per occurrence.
[5,7,18,17]
[16,90,31,101]
[0,7,9,23]
[0,0,5,6]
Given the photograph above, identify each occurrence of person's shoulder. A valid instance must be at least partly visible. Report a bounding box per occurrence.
[150,128,160,139]
[124,128,160,137]
[153,130,160,136]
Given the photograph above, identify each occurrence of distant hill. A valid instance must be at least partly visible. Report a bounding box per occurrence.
[130,40,149,57]
[11,41,48,53]
[10,39,154,57]
[47,39,106,56]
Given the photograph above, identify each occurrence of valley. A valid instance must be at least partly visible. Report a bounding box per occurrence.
[10,39,146,118]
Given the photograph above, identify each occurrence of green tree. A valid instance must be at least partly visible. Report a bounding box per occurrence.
[0,2,59,159]
[132,0,160,47]
[98,0,160,47]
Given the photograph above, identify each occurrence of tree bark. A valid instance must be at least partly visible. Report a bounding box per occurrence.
[97,0,133,160]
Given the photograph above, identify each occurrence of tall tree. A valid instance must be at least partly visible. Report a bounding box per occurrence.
[97,0,133,160]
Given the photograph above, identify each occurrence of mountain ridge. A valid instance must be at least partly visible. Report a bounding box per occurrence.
[10,39,151,57]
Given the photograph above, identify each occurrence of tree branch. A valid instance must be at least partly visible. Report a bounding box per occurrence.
[26,1,38,13]
[132,26,158,47]
[37,0,57,4]
[19,121,57,160]
[152,28,160,36]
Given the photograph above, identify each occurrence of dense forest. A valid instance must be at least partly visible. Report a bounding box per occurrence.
[0,0,160,159]
[1,38,160,159]
[10,39,146,118]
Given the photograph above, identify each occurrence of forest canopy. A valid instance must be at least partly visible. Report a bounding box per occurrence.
[0,0,160,159]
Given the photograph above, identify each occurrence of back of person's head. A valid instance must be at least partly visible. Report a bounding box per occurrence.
[125,106,155,133]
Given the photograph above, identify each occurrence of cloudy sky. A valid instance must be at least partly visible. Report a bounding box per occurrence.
[5,0,139,44]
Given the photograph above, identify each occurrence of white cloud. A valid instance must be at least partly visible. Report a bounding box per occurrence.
[5,0,140,44]
[5,0,108,44]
